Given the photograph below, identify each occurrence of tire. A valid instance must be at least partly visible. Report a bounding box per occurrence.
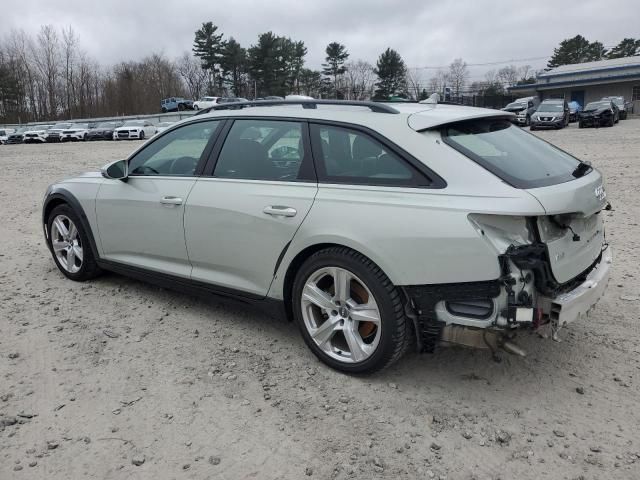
[139,131,145,140]
[47,204,101,282]
[291,247,410,374]
[525,115,530,127]
[193,104,199,110]
[608,117,615,127]
[178,103,185,111]
[161,107,167,113]
[578,122,584,129]
[530,125,536,131]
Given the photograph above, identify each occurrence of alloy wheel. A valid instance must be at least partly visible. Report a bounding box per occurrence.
[51,215,83,273]
[301,267,382,363]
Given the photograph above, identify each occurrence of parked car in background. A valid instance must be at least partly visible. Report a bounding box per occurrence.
[45,123,73,142]
[42,99,611,373]
[114,120,156,140]
[23,125,52,143]
[155,121,174,133]
[501,96,540,126]
[5,127,26,144]
[161,97,194,113]
[578,100,619,128]
[0,128,16,144]
[60,123,91,142]
[568,101,583,122]
[87,121,123,141]
[530,99,569,130]
[193,96,219,110]
[601,96,630,119]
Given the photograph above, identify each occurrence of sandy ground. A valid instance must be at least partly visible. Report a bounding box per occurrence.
[0,121,639,480]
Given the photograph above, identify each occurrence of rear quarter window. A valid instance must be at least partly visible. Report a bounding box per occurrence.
[441,119,584,188]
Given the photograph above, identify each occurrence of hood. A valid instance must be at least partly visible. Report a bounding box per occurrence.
[116,125,141,130]
[581,107,608,115]
[502,106,526,113]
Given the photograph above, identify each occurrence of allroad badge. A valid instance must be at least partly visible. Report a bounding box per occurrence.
[595,185,606,202]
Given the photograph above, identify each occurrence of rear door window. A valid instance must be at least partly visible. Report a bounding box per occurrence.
[310,124,428,186]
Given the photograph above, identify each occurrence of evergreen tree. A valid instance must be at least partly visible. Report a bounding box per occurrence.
[373,48,407,99]
[248,32,306,97]
[607,38,640,59]
[220,38,246,97]
[192,22,224,93]
[322,42,349,98]
[547,35,607,68]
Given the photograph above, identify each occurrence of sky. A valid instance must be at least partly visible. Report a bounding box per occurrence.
[3,0,638,84]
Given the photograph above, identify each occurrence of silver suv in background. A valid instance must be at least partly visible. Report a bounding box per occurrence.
[530,99,570,130]
[42,99,612,373]
[501,96,540,126]
[601,96,631,119]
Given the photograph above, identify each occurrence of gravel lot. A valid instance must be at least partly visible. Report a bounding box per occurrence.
[1,121,639,480]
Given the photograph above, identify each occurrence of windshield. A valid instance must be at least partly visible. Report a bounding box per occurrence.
[537,103,564,112]
[441,119,583,189]
[97,122,118,129]
[603,97,623,106]
[585,102,610,110]
[123,120,144,127]
[71,123,89,129]
[52,123,72,129]
[505,102,526,109]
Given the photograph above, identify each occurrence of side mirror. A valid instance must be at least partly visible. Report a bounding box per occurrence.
[101,159,128,181]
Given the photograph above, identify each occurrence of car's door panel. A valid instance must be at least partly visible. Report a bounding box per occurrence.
[96,177,196,276]
[184,118,317,297]
[185,178,316,296]
[95,119,222,276]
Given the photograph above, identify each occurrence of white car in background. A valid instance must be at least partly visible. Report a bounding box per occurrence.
[193,96,219,110]
[23,125,52,143]
[60,123,91,142]
[155,122,174,134]
[1,128,16,144]
[114,120,156,140]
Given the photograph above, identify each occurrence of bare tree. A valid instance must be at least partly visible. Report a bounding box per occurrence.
[497,64,518,87]
[343,60,376,100]
[427,69,448,96]
[517,64,534,83]
[32,25,61,118]
[62,26,78,118]
[448,58,468,95]
[406,68,423,101]
[177,52,208,100]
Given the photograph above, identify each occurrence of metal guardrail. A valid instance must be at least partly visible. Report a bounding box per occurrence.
[1,111,197,130]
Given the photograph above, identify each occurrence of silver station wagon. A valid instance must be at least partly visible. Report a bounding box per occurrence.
[43,99,612,373]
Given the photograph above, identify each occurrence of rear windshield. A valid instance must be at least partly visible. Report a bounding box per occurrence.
[441,119,584,189]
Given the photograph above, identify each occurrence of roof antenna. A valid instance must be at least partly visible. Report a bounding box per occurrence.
[419,93,440,105]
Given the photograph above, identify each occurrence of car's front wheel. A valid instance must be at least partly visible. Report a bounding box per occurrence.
[47,205,101,281]
[139,131,145,140]
[292,247,410,373]
[194,104,199,110]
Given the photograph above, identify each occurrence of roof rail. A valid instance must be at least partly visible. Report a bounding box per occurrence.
[194,99,400,116]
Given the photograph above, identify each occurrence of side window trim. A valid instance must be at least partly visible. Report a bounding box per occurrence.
[200,117,316,183]
[308,120,446,189]
[127,119,224,178]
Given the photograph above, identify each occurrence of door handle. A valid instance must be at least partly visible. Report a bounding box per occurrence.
[160,196,183,205]
[263,206,297,217]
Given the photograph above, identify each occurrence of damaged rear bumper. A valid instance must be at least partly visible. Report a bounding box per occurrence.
[537,246,612,326]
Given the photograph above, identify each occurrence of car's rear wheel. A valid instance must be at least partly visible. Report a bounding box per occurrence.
[292,247,409,373]
[47,205,101,281]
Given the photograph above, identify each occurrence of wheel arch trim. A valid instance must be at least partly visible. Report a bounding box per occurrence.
[43,188,101,261]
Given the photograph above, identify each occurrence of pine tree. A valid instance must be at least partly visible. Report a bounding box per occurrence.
[192,22,224,93]
[547,35,607,68]
[322,42,349,98]
[607,38,640,59]
[373,48,407,99]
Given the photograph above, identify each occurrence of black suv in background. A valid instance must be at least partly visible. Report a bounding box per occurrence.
[530,99,570,130]
[578,100,619,128]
